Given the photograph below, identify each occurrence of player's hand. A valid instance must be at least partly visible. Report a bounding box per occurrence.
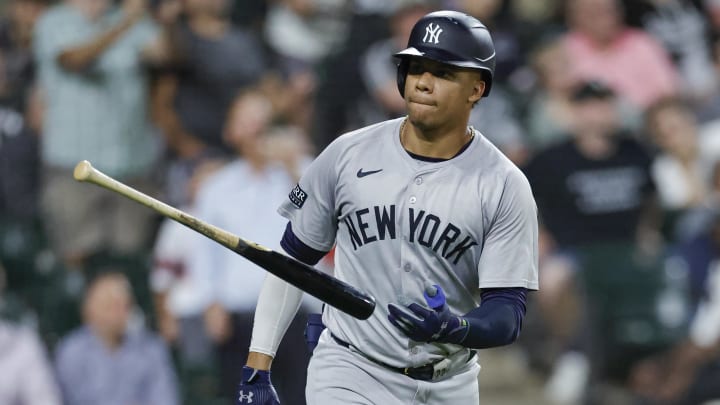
[387,285,469,344]
[237,366,280,405]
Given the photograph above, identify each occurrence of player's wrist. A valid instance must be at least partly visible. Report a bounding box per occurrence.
[439,316,470,344]
[241,365,272,384]
[246,351,274,371]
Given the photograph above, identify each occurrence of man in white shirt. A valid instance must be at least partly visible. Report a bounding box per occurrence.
[190,89,320,404]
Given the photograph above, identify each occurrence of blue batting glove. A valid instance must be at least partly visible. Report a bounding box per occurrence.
[387,285,469,344]
[237,366,280,405]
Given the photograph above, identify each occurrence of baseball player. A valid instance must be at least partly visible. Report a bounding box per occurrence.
[237,10,539,405]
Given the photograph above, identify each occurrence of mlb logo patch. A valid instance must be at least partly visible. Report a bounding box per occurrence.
[289,184,307,208]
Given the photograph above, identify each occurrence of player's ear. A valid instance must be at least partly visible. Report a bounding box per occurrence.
[468,75,485,105]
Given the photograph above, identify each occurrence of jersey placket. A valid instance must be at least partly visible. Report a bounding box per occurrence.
[398,167,435,362]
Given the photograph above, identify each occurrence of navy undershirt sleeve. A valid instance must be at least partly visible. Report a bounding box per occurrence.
[279,222,328,266]
[460,287,527,349]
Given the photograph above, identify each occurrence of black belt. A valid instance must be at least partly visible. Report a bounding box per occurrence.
[330,333,468,381]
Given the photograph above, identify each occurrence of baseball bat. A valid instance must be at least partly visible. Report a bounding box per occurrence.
[72,160,375,320]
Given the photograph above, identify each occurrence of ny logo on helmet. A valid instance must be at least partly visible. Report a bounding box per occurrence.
[237,390,254,403]
[423,23,443,44]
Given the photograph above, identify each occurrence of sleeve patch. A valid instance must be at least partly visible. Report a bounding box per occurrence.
[289,184,308,208]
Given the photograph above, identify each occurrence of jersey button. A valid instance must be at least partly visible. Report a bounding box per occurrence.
[411,347,419,354]
[415,177,423,185]
[409,196,417,204]
[403,263,411,272]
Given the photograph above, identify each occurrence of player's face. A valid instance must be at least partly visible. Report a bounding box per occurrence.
[404,58,484,132]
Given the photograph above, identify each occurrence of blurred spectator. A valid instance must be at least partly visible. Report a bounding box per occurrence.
[564,0,679,109]
[0,0,49,110]
[696,33,720,124]
[630,0,716,103]
[151,159,225,357]
[525,34,645,150]
[452,0,529,164]
[454,0,523,81]
[309,0,416,149]
[33,0,169,270]
[630,212,720,405]
[262,0,344,136]
[189,89,318,404]
[150,158,227,404]
[151,0,271,207]
[0,0,45,224]
[705,0,720,36]
[0,45,44,304]
[153,0,268,158]
[0,321,61,405]
[262,0,352,124]
[228,0,267,32]
[309,0,397,149]
[264,0,349,71]
[672,160,720,248]
[508,0,564,46]
[523,80,661,403]
[468,86,529,165]
[0,67,39,222]
[358,3,433,124]
[55,271,179,405]
[150,0,184,33]
[524,36,579,148]
[0,262,62,405]
[525,80,658,250]
[644,97,720,214]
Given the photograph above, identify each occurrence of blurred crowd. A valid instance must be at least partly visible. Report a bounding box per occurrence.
[1,0,720,404]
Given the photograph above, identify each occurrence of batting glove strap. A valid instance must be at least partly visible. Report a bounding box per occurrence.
[237,366,280,405]
[443,316,470,343]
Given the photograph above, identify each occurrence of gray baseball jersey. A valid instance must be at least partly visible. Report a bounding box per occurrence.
[278,116,538,369]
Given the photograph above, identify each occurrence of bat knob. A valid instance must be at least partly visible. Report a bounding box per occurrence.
[424,284,446,310]
[425,285,438,297]
[73,160,93,181]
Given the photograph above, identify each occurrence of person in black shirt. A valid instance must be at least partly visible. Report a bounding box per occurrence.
[523,80,663,403]
[525,81,658,248]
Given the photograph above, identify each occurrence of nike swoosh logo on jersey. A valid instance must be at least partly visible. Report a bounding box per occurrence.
[357,168,383,178]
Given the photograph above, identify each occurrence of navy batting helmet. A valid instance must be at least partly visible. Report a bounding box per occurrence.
[395,10,496,97]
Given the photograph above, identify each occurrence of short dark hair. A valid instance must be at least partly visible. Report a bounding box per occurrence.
[571,80,615,102]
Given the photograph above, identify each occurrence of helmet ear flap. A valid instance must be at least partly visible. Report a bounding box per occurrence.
[396,58,409,98]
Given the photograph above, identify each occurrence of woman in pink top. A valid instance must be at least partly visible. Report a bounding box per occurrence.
[563,0,679,108]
